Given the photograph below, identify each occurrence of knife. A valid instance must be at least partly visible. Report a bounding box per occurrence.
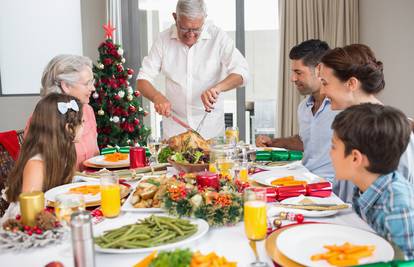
[169,112,202,136]
[196,112,209,132]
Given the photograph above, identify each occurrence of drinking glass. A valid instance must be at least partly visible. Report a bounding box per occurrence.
[244,188,269,267]
[234,160,249,182]
[147,136,163,165]
[100,173,121,218]
[225,126,239,145]
[55,193,86,225]
[211,144,235,179]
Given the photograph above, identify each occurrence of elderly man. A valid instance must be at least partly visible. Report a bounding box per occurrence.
[256,39,339,181]
[137,0,249,139]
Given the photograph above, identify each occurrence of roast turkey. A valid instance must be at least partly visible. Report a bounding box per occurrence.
[167,130,210,152]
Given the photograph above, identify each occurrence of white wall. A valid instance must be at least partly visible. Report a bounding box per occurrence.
[360,0,414,118]
[0,0,105,132]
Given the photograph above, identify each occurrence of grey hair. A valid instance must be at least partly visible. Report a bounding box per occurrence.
[40,54,93,97]
[176,0,207,20]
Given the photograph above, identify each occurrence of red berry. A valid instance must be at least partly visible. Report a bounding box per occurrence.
[15,214,21,220]
[54,221,61,228]
[26,230,33,236]
[35,229,43,235]
[33,226,39,231]
[295,214,305,223]
[23,225,31,231]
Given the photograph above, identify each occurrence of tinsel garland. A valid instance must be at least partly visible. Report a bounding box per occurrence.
[163,177,244,226]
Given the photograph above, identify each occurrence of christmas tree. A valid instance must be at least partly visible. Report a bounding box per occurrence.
[90,22,150,149]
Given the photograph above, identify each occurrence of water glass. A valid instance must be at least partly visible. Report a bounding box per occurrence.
[55,193,86,225]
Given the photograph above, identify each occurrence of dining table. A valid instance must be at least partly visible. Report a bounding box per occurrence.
[0,167,375,267]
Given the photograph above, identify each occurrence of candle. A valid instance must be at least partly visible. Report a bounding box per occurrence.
[196,171,220,191]
[19,191,45,226]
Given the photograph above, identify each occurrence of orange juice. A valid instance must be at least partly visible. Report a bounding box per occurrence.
[209,162,217,173]
[239,168,249,182]
[217,159,234,178]
[244,200,267,240]
[225,127,239,144]
[101,185,121,218]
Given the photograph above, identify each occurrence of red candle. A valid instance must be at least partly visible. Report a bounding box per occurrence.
[196,171,220,191]
[130,147,146,169]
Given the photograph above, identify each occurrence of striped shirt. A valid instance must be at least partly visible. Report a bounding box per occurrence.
[353,172,414,259]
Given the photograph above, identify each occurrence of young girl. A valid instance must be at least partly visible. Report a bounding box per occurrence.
[1,93,83,219]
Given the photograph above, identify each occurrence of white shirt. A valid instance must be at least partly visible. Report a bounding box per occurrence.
[137,22,250,139]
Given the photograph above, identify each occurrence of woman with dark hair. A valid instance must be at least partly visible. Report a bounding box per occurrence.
[318,44,414,200]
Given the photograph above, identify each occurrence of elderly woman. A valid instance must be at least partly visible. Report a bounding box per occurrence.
[26,54,99,170]
[318,44,414,201]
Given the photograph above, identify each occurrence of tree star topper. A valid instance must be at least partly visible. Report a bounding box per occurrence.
[103,21,116,39]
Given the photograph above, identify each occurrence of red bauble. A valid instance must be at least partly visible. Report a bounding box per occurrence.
[111,49,119,57]
[116,65,123,72]
[128,124,135,132]
[127,69,134,75]
[114,95,121,101]
[128,105,136,113]
[134,91,141,97]
[122,110,129,117]
[133,118,140,125]
[103,58,113,65]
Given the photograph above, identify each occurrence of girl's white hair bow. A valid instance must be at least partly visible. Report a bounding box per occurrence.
[57,100,79,114]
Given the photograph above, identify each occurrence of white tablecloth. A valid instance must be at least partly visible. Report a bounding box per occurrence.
[0,165,374,267]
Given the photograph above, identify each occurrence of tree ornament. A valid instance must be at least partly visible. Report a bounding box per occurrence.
[97,63,104,69]
[117,48,124,55]
[121,58,126,63]
[127,69,134,75]
[133,118,140,125]
[128,105,136,113]
[127,86,133,95]
[118,90,125,98]
[92,92,99,99]
[98,109,105,116]
[103,21,116,39]
[127,94,133,101]
[114,94,121,101]
[134,91,141,97]
[110,116,120,123]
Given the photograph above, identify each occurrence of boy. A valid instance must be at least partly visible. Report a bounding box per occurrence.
[331,103,414,259]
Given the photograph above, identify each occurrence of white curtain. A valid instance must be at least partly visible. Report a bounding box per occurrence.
[277,0,359,137]
[106,0,123,44]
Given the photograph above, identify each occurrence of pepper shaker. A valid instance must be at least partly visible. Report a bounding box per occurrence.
[70,211,95,267]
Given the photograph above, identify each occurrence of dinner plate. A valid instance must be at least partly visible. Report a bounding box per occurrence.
[45,182,101,204]
[93,213,209,254]
[255,160,302,171]
[45,182,130,207]
[268,195,347,218]
[121,175,166,213]
[250,168,323,187]
[276,224,394,267]
[83,155,130,169]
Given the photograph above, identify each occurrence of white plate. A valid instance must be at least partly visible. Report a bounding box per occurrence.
[250,168,323,187]
[255,160,302,171]
[268,195,347,218]
[86,155,130,167]
[74,174,144,183]
[94,213,209,253]
[121,175,166,212]
[45,182,101,203]
[276,224,394,267]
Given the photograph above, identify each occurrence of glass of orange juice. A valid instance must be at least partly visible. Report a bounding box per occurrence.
[237,161,249,182]
[100,173,121,218]
[225,126,239,145]
[244,188,269,267]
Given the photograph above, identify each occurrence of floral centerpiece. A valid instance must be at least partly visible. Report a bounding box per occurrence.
[163,174,248,226]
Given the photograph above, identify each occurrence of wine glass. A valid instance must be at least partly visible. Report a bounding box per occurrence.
[244,188,269,267]
[147,136,162,165]
[55,193,86,226]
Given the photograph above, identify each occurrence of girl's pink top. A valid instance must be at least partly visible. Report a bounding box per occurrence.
[25,104,99,171]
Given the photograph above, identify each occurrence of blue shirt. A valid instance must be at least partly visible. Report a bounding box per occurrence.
[353,172,414,260]
[298,96,339,181]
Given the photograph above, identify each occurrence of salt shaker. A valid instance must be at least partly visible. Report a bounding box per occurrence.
[70,211,95,267]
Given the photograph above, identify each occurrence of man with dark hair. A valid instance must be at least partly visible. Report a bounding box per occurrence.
[330,103,414,259]
[256,39,339,181]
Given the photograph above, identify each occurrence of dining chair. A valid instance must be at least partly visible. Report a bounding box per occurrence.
[0,129,24,217]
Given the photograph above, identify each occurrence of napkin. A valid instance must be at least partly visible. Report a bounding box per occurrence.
[0,130,20,160]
